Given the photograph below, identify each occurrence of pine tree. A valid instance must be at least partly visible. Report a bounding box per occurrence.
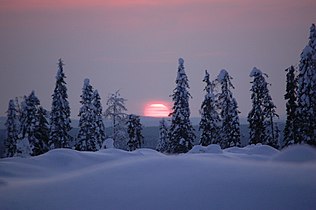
[199,70,221,146]
[296,23,316,146]
[216,69,241,149]
[248,67,279,148]
[168,58,196,153]
[93,90,106,149]
[104,90,128,149]
[127,114,144,151]
[76,79,98,151]
[49,59,72,149]
[283,66,299,148]
[4,100,19,157]
[156,118,169,153]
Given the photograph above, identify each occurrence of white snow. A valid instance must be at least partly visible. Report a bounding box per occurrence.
[0,144,316,210]
[217,69,228,81]
[250,67,262,77]
[178,57,184,65]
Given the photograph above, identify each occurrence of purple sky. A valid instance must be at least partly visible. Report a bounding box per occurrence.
[0,0,315,118]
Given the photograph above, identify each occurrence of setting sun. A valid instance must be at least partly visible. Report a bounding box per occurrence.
[144,102,170,117]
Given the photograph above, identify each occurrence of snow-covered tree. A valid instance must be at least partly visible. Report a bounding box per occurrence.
[4,100,19,157]
[216,69,240,149]
[127,114,144,151]
[76,79,98,151]
[92,90,106,149]
[248,67,279,148]
[32,106,49,156]
[168,58,196,153]
[199,70,221,146]
[156,118,169,153]
[17,91,48,156]
[49,59,72,149]
[283,66,299,148]
[104,90,128,149]
[296,23,316,146]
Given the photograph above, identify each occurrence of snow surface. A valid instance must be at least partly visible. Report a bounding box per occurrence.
[217,69,228,81]
[178,57,184,65]
[250,67,262,77]
[0,145,316,210]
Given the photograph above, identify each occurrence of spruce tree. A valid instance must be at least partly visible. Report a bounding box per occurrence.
[33,107,49,155]
[49,59,72,149]
[17,91,48,156]
[104,90,128,149]
[4,100,19,157]
[76,79,98,151]
[93,90,106,149]
[248,67,279,148]
[296,23,316,146]
[127,114,144,151]
[199,70,220,146]
[216,69,241,149]
[168,58,195,153]
[156,118,169,153]
[283,66,299,148]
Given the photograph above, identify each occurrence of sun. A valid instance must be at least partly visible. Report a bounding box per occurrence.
[144,102,170,117]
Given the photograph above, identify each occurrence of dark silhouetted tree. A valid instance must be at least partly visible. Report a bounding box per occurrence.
[168,58,195,153]
[4,100,19,157]
[199,70,220,146]
[49,59,72,149]
[156,118,169,153]
[283,66,299,148]
[127,114,144,151]
[76,79,98,151]
[248,67,279,149]
[216,69,240,149]
[296,23,316,146]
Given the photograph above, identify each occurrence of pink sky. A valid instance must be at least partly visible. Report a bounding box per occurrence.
[0,0,315,117]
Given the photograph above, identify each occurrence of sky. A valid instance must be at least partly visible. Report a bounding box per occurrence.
[0,0,315,119]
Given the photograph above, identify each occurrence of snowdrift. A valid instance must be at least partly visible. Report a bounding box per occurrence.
[0,144,316,210]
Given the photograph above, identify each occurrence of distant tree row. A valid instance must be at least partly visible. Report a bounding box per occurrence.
[4,24,316,157]
[3,59,145,157]
[157,58,277,154]
[157,24,316,153]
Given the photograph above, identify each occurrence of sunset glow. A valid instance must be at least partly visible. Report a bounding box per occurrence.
[144,103,170,117]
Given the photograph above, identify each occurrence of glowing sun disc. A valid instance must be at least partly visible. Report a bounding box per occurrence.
[144,103,170,117]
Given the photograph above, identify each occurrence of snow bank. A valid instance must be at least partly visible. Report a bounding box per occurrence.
[188,144,223,154]
[272,144,316,163]
[0,145,315,210]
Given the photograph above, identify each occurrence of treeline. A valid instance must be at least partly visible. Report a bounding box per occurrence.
[3,24,316,157]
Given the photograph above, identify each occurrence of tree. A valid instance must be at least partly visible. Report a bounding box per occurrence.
[33,106,50,155]
[168,58,196,153]
[93,90,106,149]
[49,59,72,149]
[127,114,144,151]
[248,67,279,148]
[199,70,221,146]
[296,23,316,146]
[4,99,19,157]
[216,69,241,149]
[156,118,169,153]
[76,79,98,151]
[17,91,48,156]
[283,66,299,148]
[104,90,128,149]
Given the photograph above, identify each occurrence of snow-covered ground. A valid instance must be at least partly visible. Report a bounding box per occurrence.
[0,144,315,210]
